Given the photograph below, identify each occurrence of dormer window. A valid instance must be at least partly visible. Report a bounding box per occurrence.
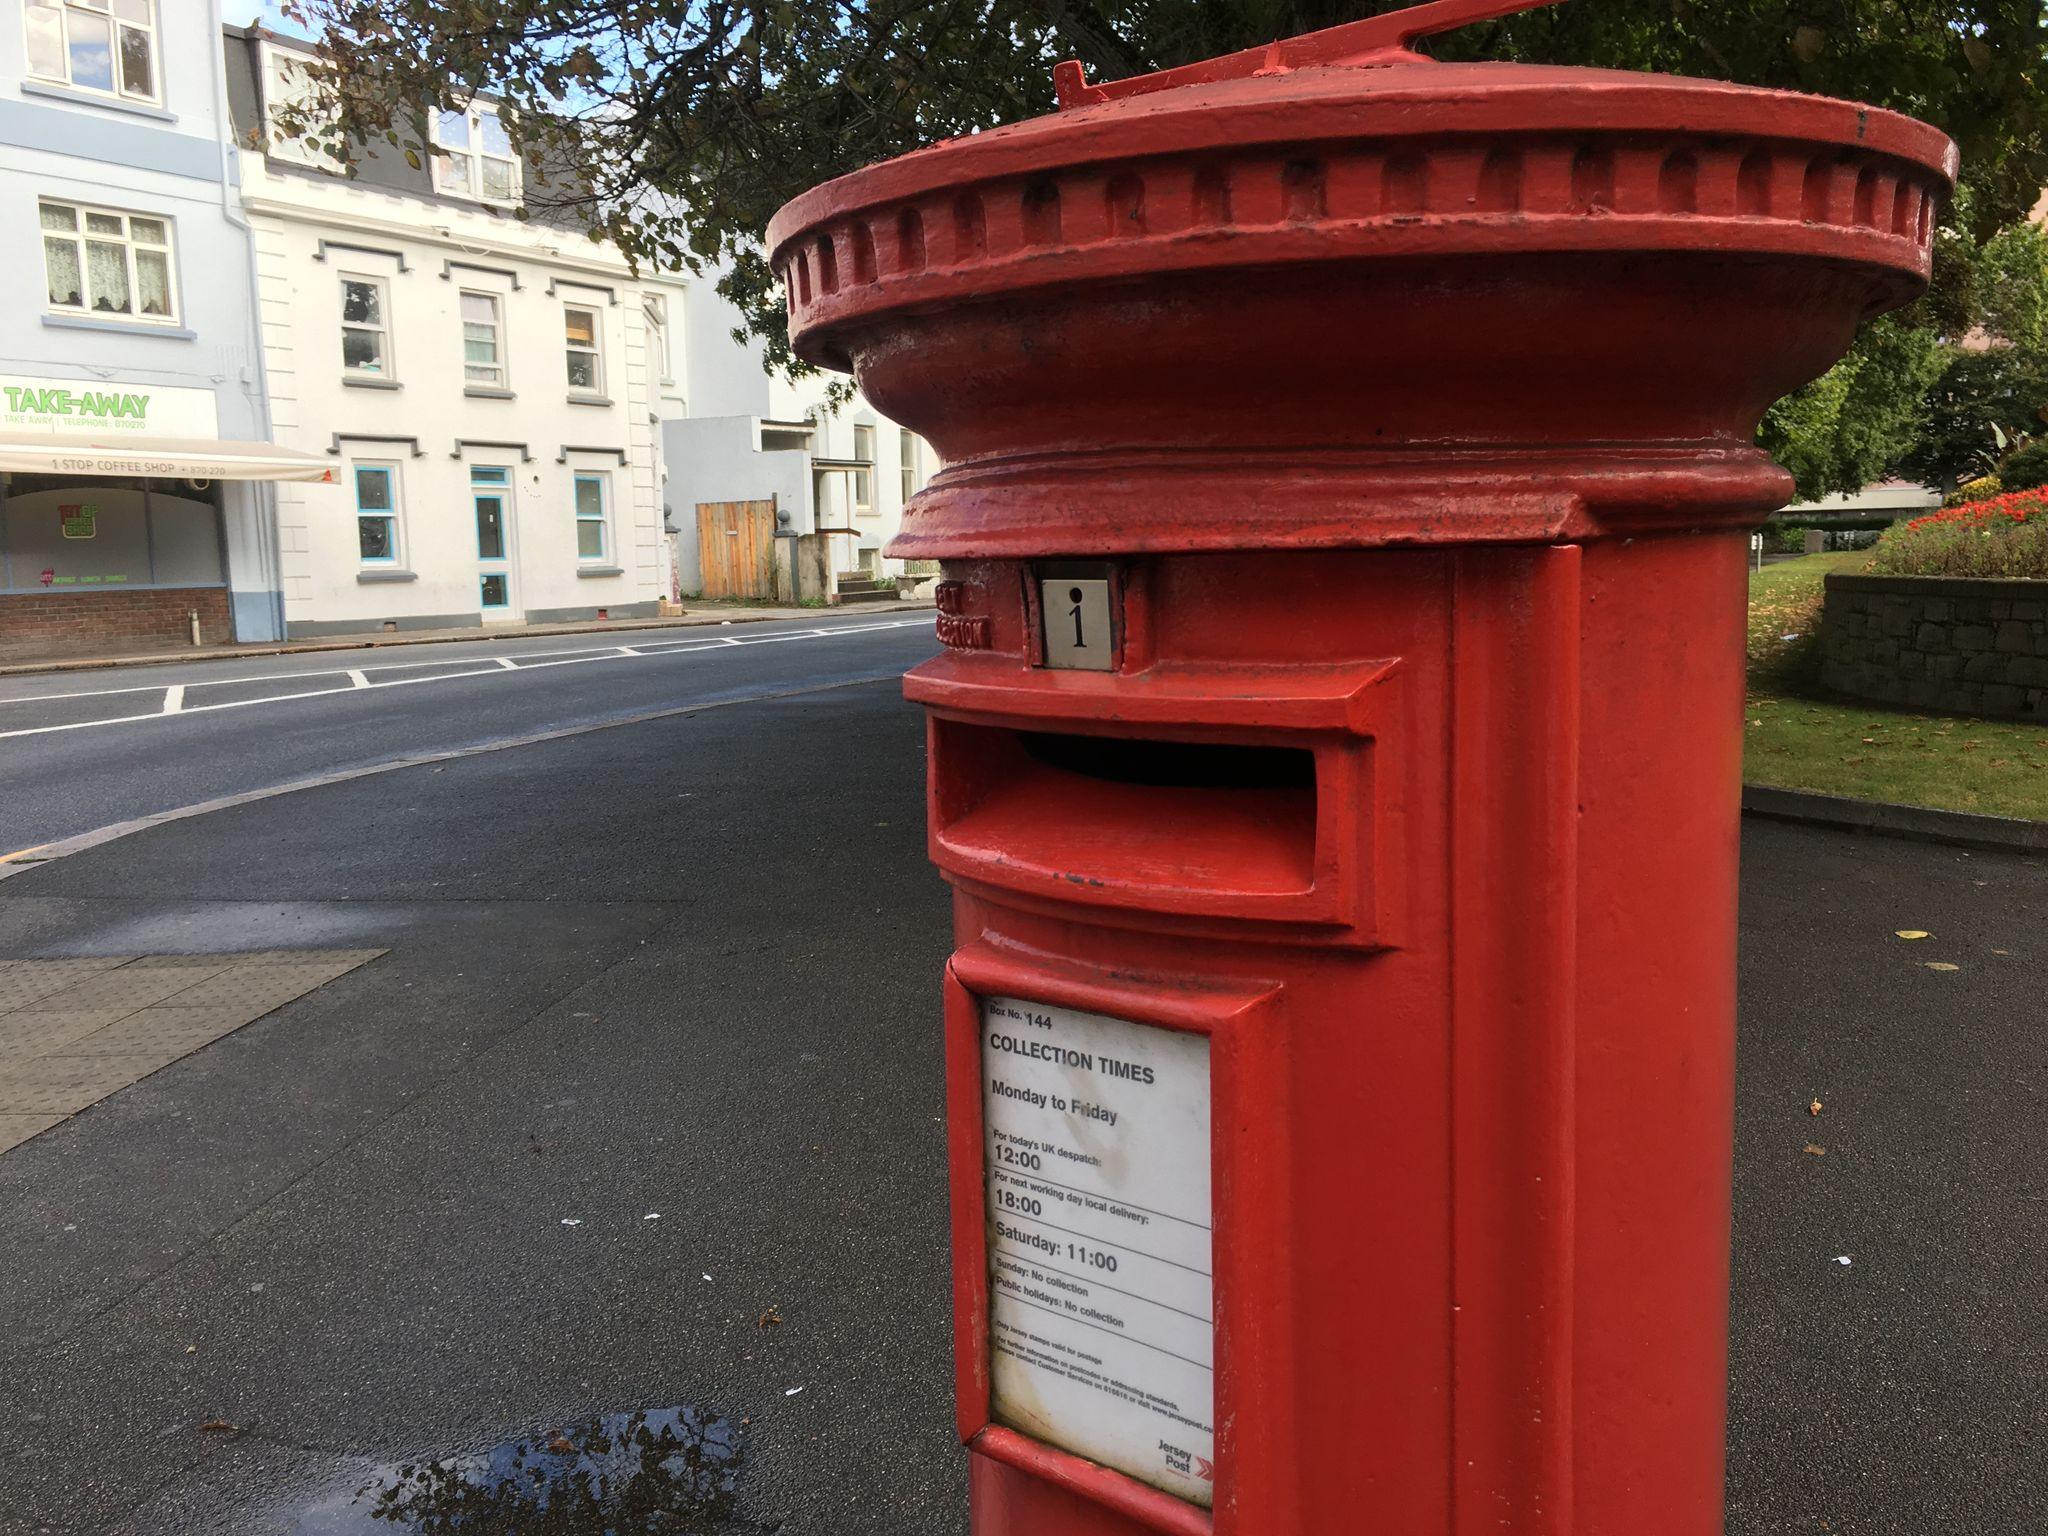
[24,0,159,105]
[432,104,519,204]
[261,42,339,170]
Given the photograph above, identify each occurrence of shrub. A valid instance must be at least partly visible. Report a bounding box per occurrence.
[1997,438,2048,491]
[1943,474,2002,507]
[1870,488,2048,578]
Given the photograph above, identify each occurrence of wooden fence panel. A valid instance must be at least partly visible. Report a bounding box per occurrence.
[696,499,777,599]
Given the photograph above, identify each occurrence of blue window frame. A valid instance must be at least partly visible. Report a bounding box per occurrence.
[472,466,510,562]
[355,464,399,563]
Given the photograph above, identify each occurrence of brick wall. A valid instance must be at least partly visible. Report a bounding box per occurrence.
[0,587,233,664]
[1820,574,2048,721]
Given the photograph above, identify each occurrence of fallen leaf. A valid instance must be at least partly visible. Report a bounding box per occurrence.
[1925,962,1961,972]
[1809,1098,1824,1116]
[547,1432,575,1454]
[198,1420,238,1434]
[1895,930,1930,940]
[758,1306,783,1329]
[1804,1144,1826,1156]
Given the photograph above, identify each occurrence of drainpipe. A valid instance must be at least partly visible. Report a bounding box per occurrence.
[211,16,287,644]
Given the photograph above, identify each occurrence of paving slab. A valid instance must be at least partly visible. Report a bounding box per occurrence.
[28,966,223,1013]
[0,1056,166,1115]
[0,956,136,1010]
[53,1016,250,1057]
[0,1009,136,1058]
[0,952,386,1151]
[0,1112,65,1153]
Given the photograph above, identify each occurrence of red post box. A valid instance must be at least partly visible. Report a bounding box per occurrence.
[769,3,1954,1530]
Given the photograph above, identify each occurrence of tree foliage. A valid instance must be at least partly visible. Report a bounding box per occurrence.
[282,0,2048,487]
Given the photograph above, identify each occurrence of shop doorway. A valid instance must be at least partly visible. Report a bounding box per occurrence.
[0,473,230,662]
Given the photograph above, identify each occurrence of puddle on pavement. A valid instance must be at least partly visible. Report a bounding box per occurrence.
[293,1404,747,1533]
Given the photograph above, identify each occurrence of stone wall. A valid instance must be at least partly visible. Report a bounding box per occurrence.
[1820,574,2048,721]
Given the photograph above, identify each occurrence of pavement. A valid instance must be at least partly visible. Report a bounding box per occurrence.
[0,598,928,678]
[0,620,2042,1533]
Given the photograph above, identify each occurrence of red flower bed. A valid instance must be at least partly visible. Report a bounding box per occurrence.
[1871,488,2048,578]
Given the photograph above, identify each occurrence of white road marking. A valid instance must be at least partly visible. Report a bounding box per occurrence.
[0,618,925,707]
[0,618,934,743]
[0,671,902,880]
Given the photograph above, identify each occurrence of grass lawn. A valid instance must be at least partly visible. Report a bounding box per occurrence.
[1745,551,2048,821]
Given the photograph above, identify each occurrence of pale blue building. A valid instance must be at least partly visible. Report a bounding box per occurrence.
[0,0,320,658]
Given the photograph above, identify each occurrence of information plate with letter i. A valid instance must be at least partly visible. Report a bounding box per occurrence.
[979,994,1215,1506]
[1040,577,1114,671]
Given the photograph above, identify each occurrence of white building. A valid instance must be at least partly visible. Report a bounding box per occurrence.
[1,0,329,661]
[664,264,933,602]
[223,26,683,635]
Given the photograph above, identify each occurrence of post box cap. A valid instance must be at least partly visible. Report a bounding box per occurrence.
[768,0,1957,373]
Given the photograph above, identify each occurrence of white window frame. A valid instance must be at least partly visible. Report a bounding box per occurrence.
[40,199,178,325]
[564,305,605,397]
[354,462,403,566]
[899,429,922,503]
[24,0,160,106]
[645,294,674,387]
[852,423,876,514]
[261,42,337,170]
[431,102,520,205]
[339,273,393,380]
[460,289,507,388]
[572,472,611,564]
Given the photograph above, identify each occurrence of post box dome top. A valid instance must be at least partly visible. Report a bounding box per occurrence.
[767,0,1958,373]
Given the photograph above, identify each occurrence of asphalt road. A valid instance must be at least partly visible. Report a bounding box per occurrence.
[0,612,939,855]
[0,624,2042,1533]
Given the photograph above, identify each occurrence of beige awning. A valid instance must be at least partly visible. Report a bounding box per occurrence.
[0,434,337,483]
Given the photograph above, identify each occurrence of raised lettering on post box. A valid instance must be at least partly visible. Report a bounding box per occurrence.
[979,995,1214,1506]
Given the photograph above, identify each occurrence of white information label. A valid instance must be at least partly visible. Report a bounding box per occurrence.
[1039,577,1114,671]
[980,995,1214,1506]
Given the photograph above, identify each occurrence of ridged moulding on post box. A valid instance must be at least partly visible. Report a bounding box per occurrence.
[767,5,1957,563]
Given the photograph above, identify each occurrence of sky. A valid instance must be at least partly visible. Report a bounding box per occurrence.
[221,0,310,38]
